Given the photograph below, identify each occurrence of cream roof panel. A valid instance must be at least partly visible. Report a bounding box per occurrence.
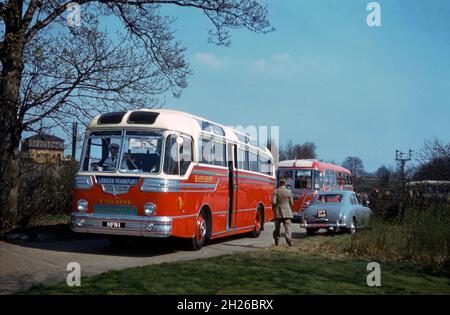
[278,160,315,168]
[87,108,271,155]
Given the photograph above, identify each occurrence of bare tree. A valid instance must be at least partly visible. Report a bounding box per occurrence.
[342,156,365,178]
[415,138,450,181]
[0,0,273,229]
[280,140,317,160]
[375,165,392,189]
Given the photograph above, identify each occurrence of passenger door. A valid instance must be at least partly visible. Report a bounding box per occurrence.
[227,143,238,229]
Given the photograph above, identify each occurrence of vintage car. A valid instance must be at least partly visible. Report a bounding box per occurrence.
[300,190,372,236]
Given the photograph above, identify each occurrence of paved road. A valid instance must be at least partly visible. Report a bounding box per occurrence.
[0,222,305,294]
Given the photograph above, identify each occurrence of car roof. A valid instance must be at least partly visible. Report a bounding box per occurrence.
[318,190,353,196]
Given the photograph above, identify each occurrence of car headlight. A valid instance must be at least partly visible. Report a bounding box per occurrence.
[144,202,156,216]
[77,199,88,212]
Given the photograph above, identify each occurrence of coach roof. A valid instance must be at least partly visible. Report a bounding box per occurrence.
[88,108,270,154]
[278,159,351,174]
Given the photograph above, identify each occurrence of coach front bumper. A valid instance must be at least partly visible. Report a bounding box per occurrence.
[71,212,172,237]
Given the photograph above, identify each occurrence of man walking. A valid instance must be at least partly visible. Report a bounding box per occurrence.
[272,178,294,246]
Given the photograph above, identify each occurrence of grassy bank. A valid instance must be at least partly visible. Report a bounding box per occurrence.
[25,235,450,295]
[350,204,450,276]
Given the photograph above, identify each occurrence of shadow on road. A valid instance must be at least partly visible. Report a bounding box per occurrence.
[4,223,289,258]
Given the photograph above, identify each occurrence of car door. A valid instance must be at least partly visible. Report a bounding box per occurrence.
[362,204,372,227]
[350,193,361,226]
[354,193,370,228]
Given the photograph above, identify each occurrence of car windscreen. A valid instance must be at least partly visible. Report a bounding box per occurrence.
[315,194,343,203]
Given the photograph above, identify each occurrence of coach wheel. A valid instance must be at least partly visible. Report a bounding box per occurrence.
[191,211,208,250]
[250,207,264,238]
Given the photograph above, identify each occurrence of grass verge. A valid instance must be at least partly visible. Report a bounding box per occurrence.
[24,234,450,295]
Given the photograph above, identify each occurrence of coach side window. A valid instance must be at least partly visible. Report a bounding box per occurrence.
[199,136,226,167]
[213,139,226,167]
[237,147,249,170]
[199,137,213,164]
[180,136,193,175]
[249,150,258,172]
[164,134,193,176]
[259,155,271,175]
[164,134,179,175]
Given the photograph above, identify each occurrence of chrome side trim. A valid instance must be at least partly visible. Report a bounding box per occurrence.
[212,211,229,215]
[211,225,255,237]
[141,178,182,192]
[237,175,276,184]
[141,178,221,192]
[171,213,198,219]
[192,169,228,177]
[236,208,257,213]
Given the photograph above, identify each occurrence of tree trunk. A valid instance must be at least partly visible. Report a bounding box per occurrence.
[0,15,25,231]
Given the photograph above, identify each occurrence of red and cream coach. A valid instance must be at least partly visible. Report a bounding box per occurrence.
[71,109,275,249]
[277,160,353,222]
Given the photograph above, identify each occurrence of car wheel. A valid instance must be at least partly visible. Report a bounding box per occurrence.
[250,207,264,238]
[190,210,209,250]
[306,228,316,236]
[349,217,357,235]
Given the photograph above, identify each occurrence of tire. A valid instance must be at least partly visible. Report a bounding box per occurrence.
[190,210,209,250]
[306,228,316,236]
[349,217,357,235]
[250,207,264,238]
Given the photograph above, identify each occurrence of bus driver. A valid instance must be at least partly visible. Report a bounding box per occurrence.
[100,143,137,171]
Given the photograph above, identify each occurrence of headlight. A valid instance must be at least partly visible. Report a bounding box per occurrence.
[77,199,88,212]
[144,202,156,216]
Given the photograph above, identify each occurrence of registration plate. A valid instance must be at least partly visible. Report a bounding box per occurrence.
[317,210,327,218]
[103,221,125,228]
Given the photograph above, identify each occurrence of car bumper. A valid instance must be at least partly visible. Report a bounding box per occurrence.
[292,212,303,223]
[300,221,348,231]
[71,212,172,237]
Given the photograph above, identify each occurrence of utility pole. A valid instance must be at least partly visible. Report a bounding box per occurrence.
[395,149,413,192]
[71,122,78,161]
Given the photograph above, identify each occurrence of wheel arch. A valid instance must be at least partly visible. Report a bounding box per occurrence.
[257,202,265,230]
[197,203,212,239]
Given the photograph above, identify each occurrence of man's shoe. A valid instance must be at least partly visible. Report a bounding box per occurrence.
[274,239,279,246]
[286,239,292,247]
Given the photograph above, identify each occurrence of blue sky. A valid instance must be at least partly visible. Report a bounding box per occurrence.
[44,0,449,172]
[158,0,450,172]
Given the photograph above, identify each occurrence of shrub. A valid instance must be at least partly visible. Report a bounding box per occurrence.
[15,160,78,229]
[350,198,450,275]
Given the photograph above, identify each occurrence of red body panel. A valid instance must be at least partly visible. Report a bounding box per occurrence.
[73,165,275,239]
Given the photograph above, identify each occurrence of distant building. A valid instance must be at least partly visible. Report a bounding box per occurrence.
[21,134,65,164]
